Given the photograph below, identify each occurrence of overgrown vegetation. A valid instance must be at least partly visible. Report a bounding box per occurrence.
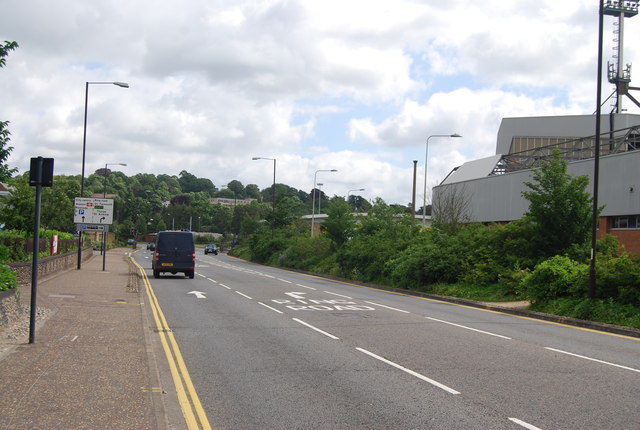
[230,152,640,329]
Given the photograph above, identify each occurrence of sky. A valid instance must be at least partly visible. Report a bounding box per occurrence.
[1,0,639,206]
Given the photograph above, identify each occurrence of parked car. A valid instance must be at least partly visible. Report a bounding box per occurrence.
[204,244,219,255]
[127,238,136,247]
[146,242,155,251]
[152,231,196,279]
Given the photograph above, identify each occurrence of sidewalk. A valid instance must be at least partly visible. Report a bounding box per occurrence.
[0,248,167,430]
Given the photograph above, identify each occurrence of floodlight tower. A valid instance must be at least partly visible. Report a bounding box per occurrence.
[605,0,639,114]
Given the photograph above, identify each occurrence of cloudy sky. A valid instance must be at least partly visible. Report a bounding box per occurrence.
[1,0,639,206]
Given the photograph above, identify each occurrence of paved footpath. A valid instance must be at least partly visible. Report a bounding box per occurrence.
[0,248,169,430]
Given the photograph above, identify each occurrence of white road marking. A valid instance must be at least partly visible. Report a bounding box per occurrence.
[292,318,340,340]
[324,291,353,299]
[545,347,640,373]
[219,283,231,290]
[356,347,460,395]
[508,417,544,430]
[295,283,316,290]
[277,278,293,284]
[258,302,284,314]
[188,291,207,299]
[235,291,253,300]
[426,317,512,340]
[364,301,410,313]
[206,278,218,284]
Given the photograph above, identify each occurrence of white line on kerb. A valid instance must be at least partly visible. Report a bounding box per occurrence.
[258,302,283,314]
[508,417,544,430]
[293,318,340,340]
[324,291,353,299]
[235,291,253,300]
[364,301,410,313]
[545,347,640,373]
[426,317,512,340]
[356,347,460,395]
[295,283,316,290]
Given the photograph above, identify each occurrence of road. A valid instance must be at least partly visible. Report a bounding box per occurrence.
[134,250,640,430]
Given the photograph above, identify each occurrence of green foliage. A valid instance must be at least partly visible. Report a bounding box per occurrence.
[277,235,335,273]
[521,256,588,303]
[0,264,17,291]
[596,253,640,306]
[323,199,356,249]
[530,297,640,329]
[0,41,19,182]
[522,150,594,260]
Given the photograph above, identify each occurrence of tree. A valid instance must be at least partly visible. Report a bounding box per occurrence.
[432,183,472,234]
[0,41,19,182]
[521,150,595,259]
[323,199,356,248]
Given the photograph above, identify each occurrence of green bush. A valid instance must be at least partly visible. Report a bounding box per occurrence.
[531,297,640,329]
[0,264,17,291]
[596,254,640,306]
[521,255,588,303]
[277,236,333,270]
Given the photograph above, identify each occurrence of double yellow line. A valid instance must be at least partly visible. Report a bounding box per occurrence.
[131,258,212,430]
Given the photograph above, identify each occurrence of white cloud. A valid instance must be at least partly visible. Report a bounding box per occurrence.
[1,0,638,206]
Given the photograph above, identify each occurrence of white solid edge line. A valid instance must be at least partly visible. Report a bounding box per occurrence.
[292,318,340,340]
[356,347,460,395]
[364,301,410,313]
[545,347,640,373]
[508,417,544,430]
[235,291,253,300]
[258,302,284,314]
[426,317,512,340]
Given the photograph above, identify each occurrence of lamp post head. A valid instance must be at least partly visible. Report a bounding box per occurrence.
[113,82,129,88]
[451,133,462,138]
[252,157,260,160]
[330,169,338,172]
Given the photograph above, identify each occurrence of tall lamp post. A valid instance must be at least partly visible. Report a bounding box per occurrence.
[252,157,276,235]
[347,188,365,212]
[77,81,129,270]
[311,169,337,237]
[423,133,462,228]
[103,162,127,197]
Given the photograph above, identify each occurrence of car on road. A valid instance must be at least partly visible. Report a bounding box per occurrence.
[146,241,155,251]
[204,244,219,255]
[152,231,196,279]
[127,238,136,247]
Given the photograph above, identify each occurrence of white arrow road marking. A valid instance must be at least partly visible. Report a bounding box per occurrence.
[285,292,308,300]
[188,291,207,299]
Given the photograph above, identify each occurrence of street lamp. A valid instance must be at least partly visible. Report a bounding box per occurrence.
[252,157,276,235]
[347,188,365,211]
[317,183,323,214]
[422,133,462,228]
[311,169,337,237]
[77,81,129,270]
[103,163,127,198]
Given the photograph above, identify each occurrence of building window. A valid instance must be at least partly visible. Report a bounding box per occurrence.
[612,215,640,229]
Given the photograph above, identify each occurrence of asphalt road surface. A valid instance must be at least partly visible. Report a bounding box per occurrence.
[134,250,640,430]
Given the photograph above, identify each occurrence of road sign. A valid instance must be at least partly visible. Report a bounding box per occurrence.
[76,224,109,232]
[74,198,114,224]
